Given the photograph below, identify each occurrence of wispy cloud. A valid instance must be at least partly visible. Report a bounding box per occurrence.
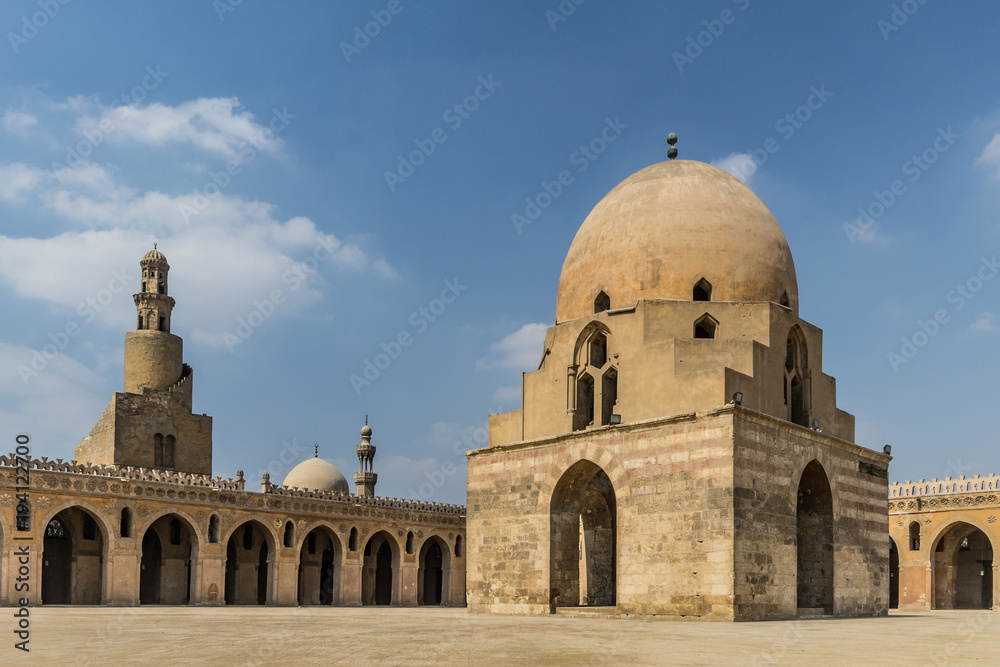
[476,322,548,370]
[711,151,756,185]
[975,131,1000,179]
[3,109,38,137]
[971,311,1000,333]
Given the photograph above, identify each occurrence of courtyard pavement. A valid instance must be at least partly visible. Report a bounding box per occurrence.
[2,606,997,666]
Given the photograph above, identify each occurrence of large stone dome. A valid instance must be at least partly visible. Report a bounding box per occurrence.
[282,457,350,494]
[555,160,798,323]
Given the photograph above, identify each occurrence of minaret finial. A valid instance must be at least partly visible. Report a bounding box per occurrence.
[667,132,678,160]
[314,444,319,458]
[365,414,368,426]
[154,242,157,250]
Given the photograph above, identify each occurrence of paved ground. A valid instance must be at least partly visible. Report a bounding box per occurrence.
[2,607,998,666]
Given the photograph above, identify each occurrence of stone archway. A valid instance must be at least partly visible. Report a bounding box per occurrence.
[223,520,275,605]
[418,537,451,605]
[550,460,616,609]
[362,531,398,606]
[796,460,833,614]
[932,522,994,610]
[889,537,900,610]
[42,506,106,605]
[139,514,198,605]
[298,527,342,605]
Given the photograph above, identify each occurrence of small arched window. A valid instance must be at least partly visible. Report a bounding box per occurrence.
[406,531,415,555]
[908,521,920,551]
[349,527,359,551]
[120,508,133,538]
[694,313,718,339]
[208,515,219,543]
[693,278,712,302]
[283,521,294,548]
[243,523,254,550]
[455,534,463,558]
[779,291,790,308]
[594,291,610,313]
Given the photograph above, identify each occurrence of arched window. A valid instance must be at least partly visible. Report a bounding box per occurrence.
[455,534,463,558]
[154,433,164,467]
[158,316,165,332]
[137,313,144,330]
[349,527,359,551]
[243,523,254,550]
[406,531,415,555]
[163,435,175,469]
[909,521,920,551]
[785,326,810,427]
[82,513,97,541]
[694,313,718,339]
[693,278,712,302]
[594,291,610,313]
[208,515,219,543]
[170,518,181,545]
[283,521,294,548]
[571,324,618,431]
[120,508,132,538]
[779,291,790,308]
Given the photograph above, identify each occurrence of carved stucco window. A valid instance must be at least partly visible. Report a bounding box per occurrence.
[785,326,811,427]
[570,324,619,431]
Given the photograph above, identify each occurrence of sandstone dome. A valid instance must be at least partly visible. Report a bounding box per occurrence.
[141,248,168,265]
[282,457,350,494]
[555,160,798,323]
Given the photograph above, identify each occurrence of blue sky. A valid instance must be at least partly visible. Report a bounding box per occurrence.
[2,1,999,504]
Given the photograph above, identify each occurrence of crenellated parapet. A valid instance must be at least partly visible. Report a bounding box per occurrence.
[889,473,1000,499]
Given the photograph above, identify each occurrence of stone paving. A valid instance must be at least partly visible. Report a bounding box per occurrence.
[3,607,998,666]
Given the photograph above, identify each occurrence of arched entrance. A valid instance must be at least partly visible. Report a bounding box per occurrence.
[140,514,197,604]
[298,527,341,605]
[418,537,450,605]
[42,507,105,605]
[362,531,398,605]
[550,460,616,609]
[796,460,833,614]
[223,521,274,605]
[889,537,899,609]
[932,522,994,609]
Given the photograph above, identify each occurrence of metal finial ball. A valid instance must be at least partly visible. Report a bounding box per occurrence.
[667,146,678,160]
[666,133,678,146]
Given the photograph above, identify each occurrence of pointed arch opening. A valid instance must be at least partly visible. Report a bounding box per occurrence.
[224,520,274,605]
[594,291,610,313]
[889,537,900,609]
[298,527,341,605]
[796,460,834,615]
[42,507,106,605]
[550,460,616,609]
[931,522,994,609]
[908,521,921,551]
[694,313,718,339]
[785,326,810,427]
[418,537,451,606]
[120,508,133,539]
[693,278,712,302]
[140,513,197,605]
[362,531,398,605]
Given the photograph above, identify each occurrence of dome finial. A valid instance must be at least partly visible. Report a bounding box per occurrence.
[314,444,319,458]
[153,242,157,250]
[667,132,678,160]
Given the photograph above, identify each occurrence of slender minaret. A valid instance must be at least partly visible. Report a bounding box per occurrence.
[124,246,183,394]
[354,417,377,497]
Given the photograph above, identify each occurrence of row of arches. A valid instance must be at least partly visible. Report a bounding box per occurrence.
[11,505,459,606]
[889,521,995,610]
[549,457,837,614]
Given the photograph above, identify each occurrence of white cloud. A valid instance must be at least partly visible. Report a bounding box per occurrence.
[976,132,1000,179]
[847,223,891,247]
[711,151,757,185]
[0,161,393,345]
[0,163,45,202]
[3,109,38,136]
[476,322,548,370]
[971,311,1000,333]
[75,97,285,160]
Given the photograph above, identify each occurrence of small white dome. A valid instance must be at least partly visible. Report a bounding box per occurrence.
[282,457,349,494]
